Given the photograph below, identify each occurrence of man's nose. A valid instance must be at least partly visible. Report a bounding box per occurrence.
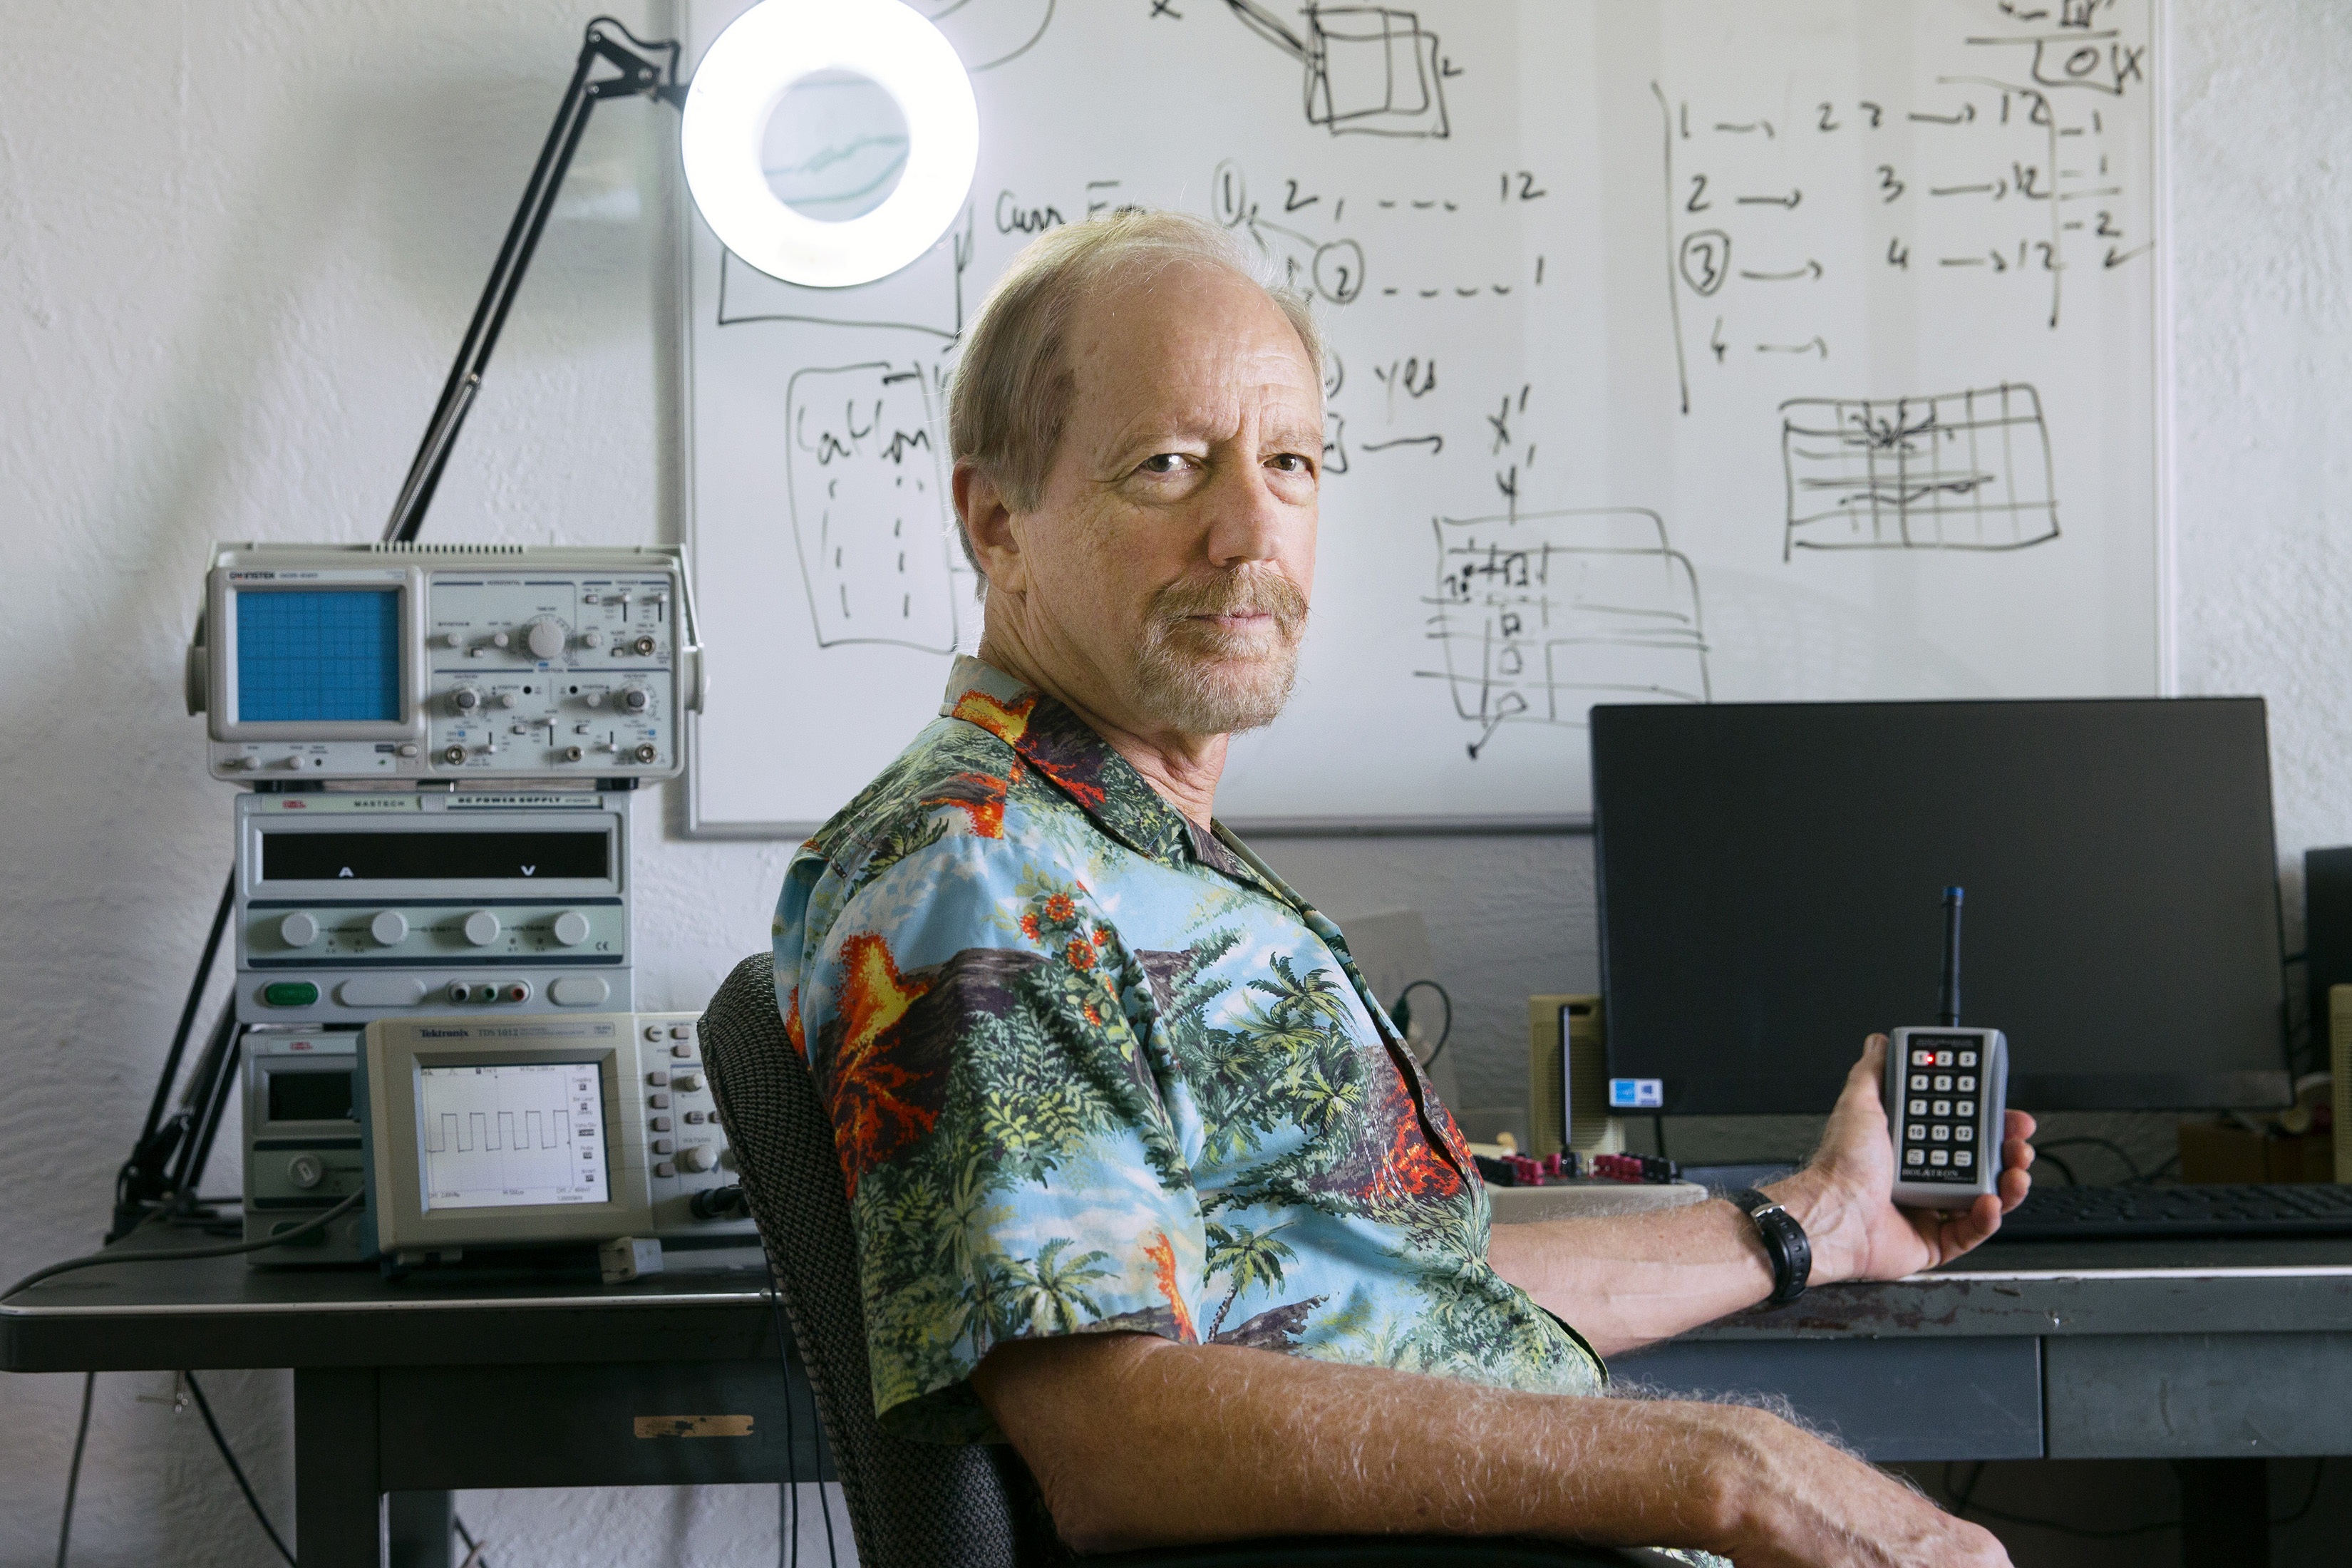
[1200,457,1291,569]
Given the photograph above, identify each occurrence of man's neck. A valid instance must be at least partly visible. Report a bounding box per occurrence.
[973,634,1227,828]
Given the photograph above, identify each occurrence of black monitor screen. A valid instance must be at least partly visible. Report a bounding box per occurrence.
[260,831,609,882]
[267,1068,354,1124]
[1592,698,2287,1114]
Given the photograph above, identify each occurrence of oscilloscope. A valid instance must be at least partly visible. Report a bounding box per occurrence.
[187,542,704,781]
[355,1011,755,1262]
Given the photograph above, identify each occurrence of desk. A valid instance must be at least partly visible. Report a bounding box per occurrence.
[1617,1234,2352,1565]
[10,1237,2348,1567]
[1,1245,825,1568]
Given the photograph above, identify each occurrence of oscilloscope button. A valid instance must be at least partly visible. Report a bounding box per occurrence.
[669,1025,691,1039]
[644,1026,664,1042]
[654,1162,676,1178]
[646,1071,669,1088]
[648,1093,670,1110]
[651,1139,674,1155]
[650,1116,671,1132]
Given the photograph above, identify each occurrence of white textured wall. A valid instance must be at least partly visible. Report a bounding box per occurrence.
[1,3,2346,1564]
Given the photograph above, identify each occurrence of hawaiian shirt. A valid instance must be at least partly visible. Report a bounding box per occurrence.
[772,656,1607,1444]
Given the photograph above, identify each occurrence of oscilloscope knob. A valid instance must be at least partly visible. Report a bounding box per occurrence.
[618,685,651,714]
[525,617,567,660]
[580,629,607,650]
[449,686,482,714]
[278,912,319,948]
[679,1145,716,1173]
[462,910,502,947]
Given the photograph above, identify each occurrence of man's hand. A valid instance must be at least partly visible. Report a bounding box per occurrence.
[1771,1035,2036,1284]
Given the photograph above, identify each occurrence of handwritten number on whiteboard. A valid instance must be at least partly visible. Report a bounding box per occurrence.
[2095,210,2123,239]
[1887,237,1910,270]
[1860,100,1884,128]
[1500,170,1547,202]
[1817,102,1840,132]
[1877,165,1905,203]
[1686,174,1712,213]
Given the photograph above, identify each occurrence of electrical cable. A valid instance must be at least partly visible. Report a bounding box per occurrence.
[184,1372,295,1566]
[2036,1151,2078,1187]
[454,1510,490,1568]
[1944,1457,2333,1539]
[2273,1457,2329,1527]
[1388,979,1453,1068]
[4,1190,364,1302]
[2033,1136,2147,1184]
[53,1371,94,1568]
[768,1264,800,1568]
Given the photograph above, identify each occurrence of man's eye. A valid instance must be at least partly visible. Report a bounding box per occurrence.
[1268,453,1312,474]
[1139,453,1189,475]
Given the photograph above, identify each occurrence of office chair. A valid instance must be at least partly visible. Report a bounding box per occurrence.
[701,952,1664,1568]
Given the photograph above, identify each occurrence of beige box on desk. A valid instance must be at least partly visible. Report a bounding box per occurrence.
[1529,994,1624,1156]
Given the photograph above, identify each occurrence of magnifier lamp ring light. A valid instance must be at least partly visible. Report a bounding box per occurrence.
[681,0,979,289]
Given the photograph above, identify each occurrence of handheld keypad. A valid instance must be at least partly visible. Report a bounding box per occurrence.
[1884,1027,2008,1209]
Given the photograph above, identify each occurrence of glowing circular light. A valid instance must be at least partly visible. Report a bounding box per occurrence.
[681,0,979,289]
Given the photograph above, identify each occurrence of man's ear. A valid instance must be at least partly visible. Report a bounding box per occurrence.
[955,460,1028,596]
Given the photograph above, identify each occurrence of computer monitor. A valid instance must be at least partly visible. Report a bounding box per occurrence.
[1591,698,2289,1115]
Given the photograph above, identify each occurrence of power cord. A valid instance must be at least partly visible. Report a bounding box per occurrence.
[53,1372,94,1568]
[185,1372,295,1566]
[4,1190,365,1302]
[1388,979,1453,1068]
[455,1510,491,1567]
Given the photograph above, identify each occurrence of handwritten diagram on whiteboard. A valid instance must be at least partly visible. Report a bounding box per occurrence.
[682,0,2162,835]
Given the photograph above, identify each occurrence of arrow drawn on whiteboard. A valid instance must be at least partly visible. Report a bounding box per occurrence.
[2103,242,2153,268]
[1466,691,1528,760]
[1735,188,1802,209]
[1738,260,1822,282]
[1756,338,1828,358]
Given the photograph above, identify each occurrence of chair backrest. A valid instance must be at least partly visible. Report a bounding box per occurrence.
[701,952,1066,1568]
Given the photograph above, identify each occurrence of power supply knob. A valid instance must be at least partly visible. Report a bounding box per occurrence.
[680,1145,716,1173]
[278,912,320,948]
[526,619,567,660]
[450,686,482,714]
[462,910,502,947]
[287,1153,325,1190]
[619,686,651,714]
[370,909,408,946]
[552,910,592,947]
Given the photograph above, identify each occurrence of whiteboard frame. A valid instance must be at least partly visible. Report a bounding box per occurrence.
[676,0,2177,842]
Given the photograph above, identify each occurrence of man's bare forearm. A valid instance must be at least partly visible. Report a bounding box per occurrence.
[973,1332,2004,1565]
[1486,1196,1781,1358]
[978,1330,1752,1553]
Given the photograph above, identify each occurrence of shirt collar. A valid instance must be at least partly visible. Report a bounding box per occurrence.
[937,654,1262,885]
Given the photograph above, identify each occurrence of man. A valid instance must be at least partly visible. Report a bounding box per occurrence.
[771,210,2036,1565]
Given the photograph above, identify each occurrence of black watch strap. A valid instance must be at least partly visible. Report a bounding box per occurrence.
[1729,1188,1812,1305]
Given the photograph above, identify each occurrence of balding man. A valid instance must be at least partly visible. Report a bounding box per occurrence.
[770,210,2035,1566]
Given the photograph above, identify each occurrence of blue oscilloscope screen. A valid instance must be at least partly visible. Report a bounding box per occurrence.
[235,589,403,723]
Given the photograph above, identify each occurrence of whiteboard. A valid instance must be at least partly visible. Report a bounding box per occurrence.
[682,0,2165,837]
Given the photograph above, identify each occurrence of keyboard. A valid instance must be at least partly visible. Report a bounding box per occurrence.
[1998,1183,2352,1240]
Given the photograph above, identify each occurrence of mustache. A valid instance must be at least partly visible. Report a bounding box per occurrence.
[1149,572,1310,635]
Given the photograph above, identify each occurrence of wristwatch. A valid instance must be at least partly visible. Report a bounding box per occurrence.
[1728,1188,1812,1305]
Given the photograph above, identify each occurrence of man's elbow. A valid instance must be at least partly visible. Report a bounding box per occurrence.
[971,1332,1186,1554]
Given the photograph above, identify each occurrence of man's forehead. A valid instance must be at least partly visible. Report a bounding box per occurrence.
[1066,263,1319,433]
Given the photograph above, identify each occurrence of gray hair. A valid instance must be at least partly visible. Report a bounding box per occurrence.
[945,208,1324,579]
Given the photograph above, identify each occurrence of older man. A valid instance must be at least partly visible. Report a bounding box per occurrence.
[770,210,2035,1565]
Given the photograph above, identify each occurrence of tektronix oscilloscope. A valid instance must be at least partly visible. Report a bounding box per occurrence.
[187,542,703,782]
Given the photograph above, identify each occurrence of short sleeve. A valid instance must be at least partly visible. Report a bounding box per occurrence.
[793,831,1209,1443]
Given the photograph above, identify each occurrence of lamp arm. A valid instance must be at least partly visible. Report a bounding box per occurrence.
[384,18,684,543]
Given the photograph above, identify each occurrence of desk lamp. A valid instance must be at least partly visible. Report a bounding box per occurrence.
[113,1,979,1237]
